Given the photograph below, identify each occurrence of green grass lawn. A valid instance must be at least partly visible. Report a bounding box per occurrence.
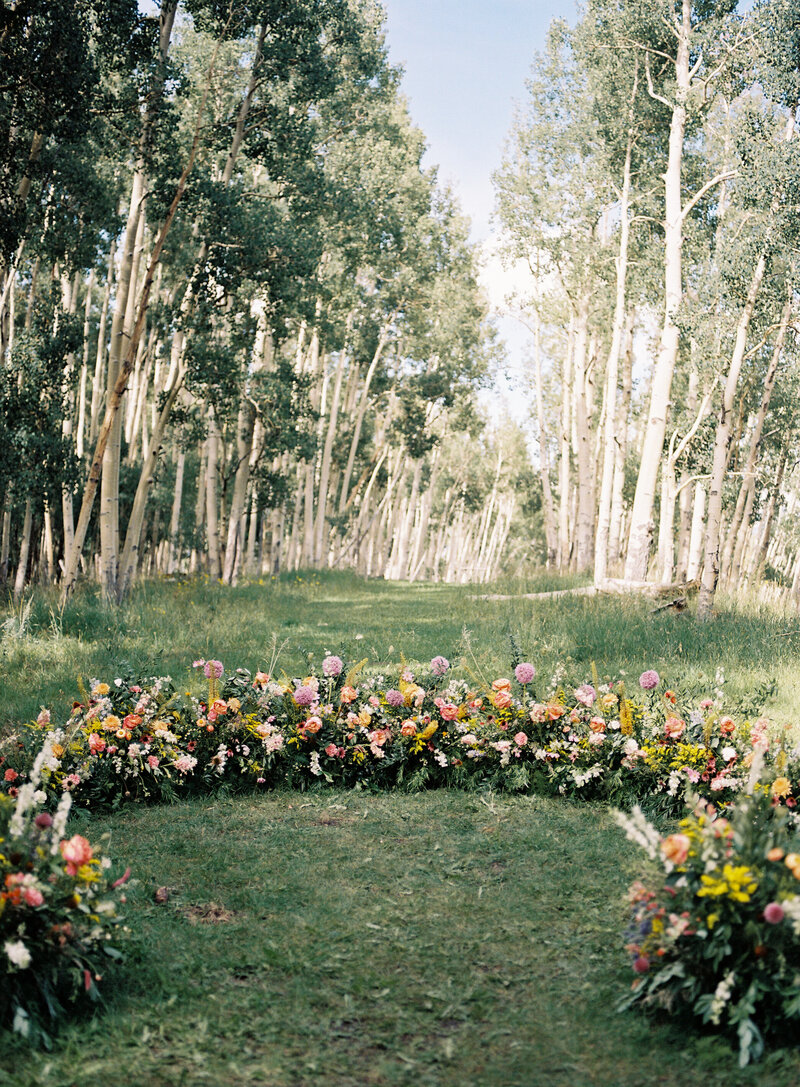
[5,790,800,1087]
[2,571,800,1084]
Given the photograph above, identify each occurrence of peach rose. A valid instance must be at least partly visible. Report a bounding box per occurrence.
[492,678,512,693]
[400,721,418,737]
[491,690,512,710]
[340,686,358,704]
[660,833,690,866]
[60,834,94,876]
[440,703,459,721]
[664,716,685,740]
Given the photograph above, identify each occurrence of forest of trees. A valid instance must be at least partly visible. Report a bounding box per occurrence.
[1,0,800,618]
[496,0,800,618]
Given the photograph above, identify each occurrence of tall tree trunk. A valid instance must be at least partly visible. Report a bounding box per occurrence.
[697,249,768,620]
[624,3,691,580]
[595,118,634,583]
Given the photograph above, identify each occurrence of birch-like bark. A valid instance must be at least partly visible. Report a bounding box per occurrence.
[720,294,792,586]
[532,308,557,565]
[558,317,574,568]
[625,2,691,580]
[59,15,225,605]
[594,116,634,584]
[12,499,32,601]
[697,247,768,620]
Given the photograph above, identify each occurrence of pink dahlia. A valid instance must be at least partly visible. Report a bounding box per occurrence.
[515,663,535,685]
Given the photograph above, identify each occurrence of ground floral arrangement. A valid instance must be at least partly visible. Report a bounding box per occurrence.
[1,651,799,1059]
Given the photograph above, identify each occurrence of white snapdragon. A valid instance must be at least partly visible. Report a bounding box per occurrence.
[614,805,662,860]
[708,970,735,1026]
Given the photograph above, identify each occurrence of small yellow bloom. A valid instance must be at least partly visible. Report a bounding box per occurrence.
[419,724,438,742]
[92,683,110,697]
[771,777,792,799]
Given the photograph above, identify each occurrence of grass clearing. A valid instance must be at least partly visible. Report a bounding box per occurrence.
[2,571,800,1083]
[5,790,800,1087]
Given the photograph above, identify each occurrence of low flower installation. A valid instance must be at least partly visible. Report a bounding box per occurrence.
[0,657,794,815]
[616,768,800,1067]
[0,733,129,1046]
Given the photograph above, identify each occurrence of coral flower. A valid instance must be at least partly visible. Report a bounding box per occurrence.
[718,716,735,736]
[664,716,685,740]
[491,690,512,710]
[440,703,459,721]
[400,721,417,737]
[340,686,358,704]
[60,835,94,876]
[513,732,528,747]
[492,678,512,693]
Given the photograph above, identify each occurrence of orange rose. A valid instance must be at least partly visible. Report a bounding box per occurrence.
[491,678,512,693]
[491,690,513,710]
[340,686,358,704]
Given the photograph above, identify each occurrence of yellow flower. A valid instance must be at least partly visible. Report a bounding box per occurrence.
[419,723,438,742]
[771,777,792,799]
[706,912,719,930]
[697,863,758,902]
[92,682,110,697]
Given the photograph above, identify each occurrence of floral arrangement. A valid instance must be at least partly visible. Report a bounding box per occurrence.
[616,762,800,1066]
[0,731,129,1045]
[0,656,795,816]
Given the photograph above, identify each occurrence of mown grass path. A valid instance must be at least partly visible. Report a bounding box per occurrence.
[5,791,800,1087]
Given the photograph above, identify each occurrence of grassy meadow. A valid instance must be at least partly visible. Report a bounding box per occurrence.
[3,571,800,1085]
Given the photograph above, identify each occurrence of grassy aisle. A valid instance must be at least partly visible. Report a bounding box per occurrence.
[4,790,799,1087]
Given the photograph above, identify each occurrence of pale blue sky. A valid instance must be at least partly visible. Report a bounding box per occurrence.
[380,0,578,242]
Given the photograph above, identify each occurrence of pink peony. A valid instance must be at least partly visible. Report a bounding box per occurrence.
[386,689,404,707]
[764,902,785,924]
[322,655,343,677]
[324,743,339,757]
[575,684,596,706]
[639,670,660,690]
[430,656,450,676]
[24,887,44,907]
[440,703,459,721]
[60,834,94,875]
[513,732,528,747]
[514,663,535,685]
